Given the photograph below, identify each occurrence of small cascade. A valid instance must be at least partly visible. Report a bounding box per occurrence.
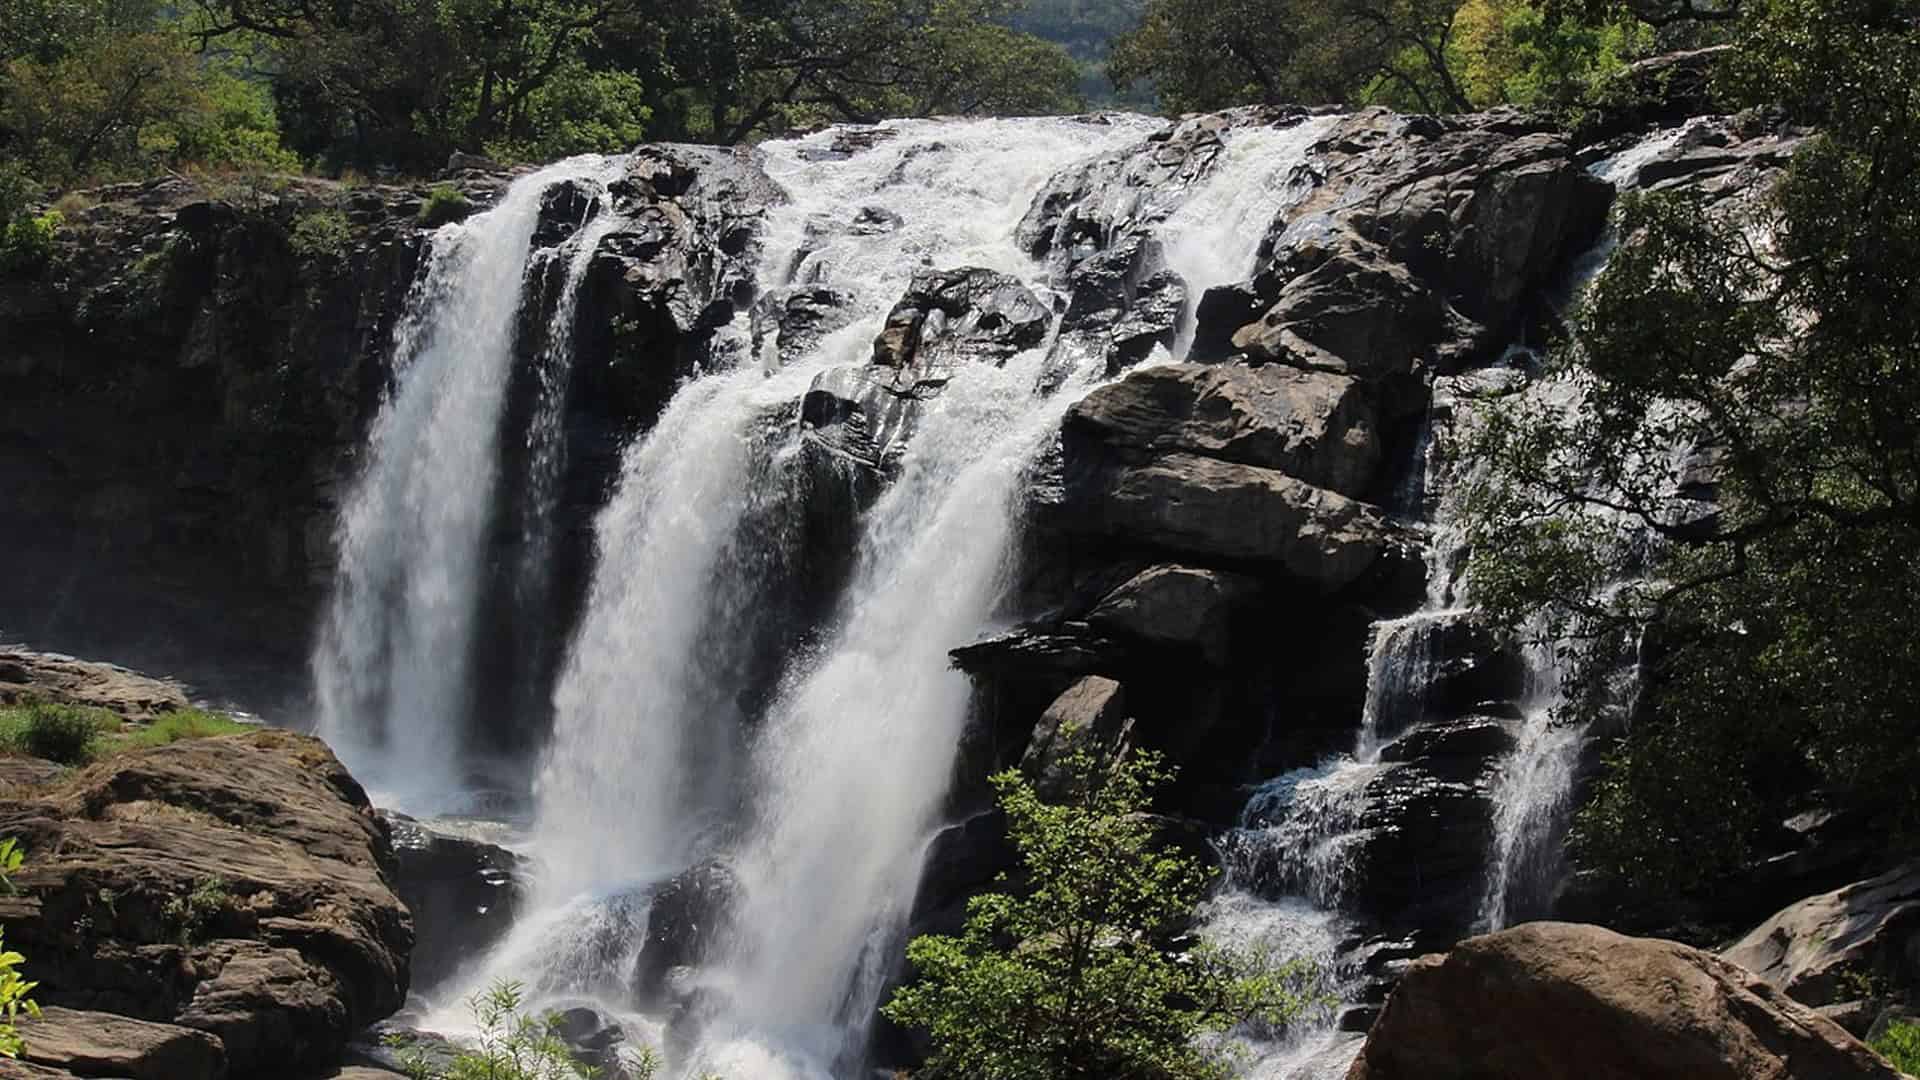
[1472,127,1706,931]
[1200,398,1481,1077]
[311,156,625,811]
[506,186,628,729]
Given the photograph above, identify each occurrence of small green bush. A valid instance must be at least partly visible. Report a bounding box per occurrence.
[289,208,353,262]
[0,209,60,274]
[416,184,472,227]
[1872,1019,1920,1073]
[163,876,229,944]
[0,703,117,765]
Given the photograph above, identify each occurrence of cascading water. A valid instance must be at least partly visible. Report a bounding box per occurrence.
[414,113,1348,1079]
[312,156,626,811]
[1473,125,1705,931]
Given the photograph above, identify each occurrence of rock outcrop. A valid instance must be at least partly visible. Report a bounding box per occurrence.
[0,648,191,719]
[379,811,524,992]
[1348,922,1906,1080]
[0,732,412,1078]
[1725,863,1920,1009]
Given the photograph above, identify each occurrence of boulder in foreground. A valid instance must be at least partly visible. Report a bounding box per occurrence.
[1348,921,1906,1080]
[0,731,412,1077]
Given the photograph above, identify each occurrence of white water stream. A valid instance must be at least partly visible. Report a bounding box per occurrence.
[312,156,627,811]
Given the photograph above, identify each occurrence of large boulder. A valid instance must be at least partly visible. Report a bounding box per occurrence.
[1020,676,1133,797]
[0,731,412,1077]
[1347,922,1906,1080]
[1083,565,1260,667]
[1060,450,1393,591]
[632,860,737,1007]
[379,811,525,992]
[1064,362,1382,499]
[1725,863,1920,1008]
[14,1006,226,1080]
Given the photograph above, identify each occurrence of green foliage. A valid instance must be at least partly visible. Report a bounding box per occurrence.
[162,875,229,944]
[0,163,58,273]
[118,708,255,749]
[389,979,647,1080]
[1450,0,1650,108]
[884,748,1315,1080]
[1460,0,1920,898]
[0,838,40,1059]
[1871,1020,1920,1074]
[289,208,353,262]
[0,702,118,765]
[418,184,473,227]
[482,62,651,163]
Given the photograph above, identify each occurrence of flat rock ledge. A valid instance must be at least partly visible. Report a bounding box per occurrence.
[0,731,413,1079]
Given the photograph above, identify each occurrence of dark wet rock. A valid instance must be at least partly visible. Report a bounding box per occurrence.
[1042,236,1187,386]
[850,206,904,235]
[1084,566,1260,667]
[633,861,738,1007]
[950,624,1132,683]
[870,267,1051,382]
[1018,107,1310,276]
[801,267,1048,479]
[0,731,411,1076]
[532,180,601,248]
[1348,747,1502,935]
[909,810,1012,941]
[753,286,857,366]
[378,811,525,991]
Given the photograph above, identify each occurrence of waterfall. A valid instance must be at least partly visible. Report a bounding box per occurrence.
[311,156,625,811]
[1472,126,1702,931]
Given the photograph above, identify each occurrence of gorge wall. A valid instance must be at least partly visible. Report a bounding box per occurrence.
[0,73,1813,1079]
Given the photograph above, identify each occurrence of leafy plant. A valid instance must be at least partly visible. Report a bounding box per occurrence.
[388,979,650,1080]
[0,839,42,1058]
[163,876,230,945]
[289,209,353,263]
[885,747,1316,1080]
[417,185,473,228]
[0,702,117,765]
[1872,1019,1920,1074]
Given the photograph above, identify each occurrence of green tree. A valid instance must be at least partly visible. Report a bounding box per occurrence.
[884,747,1315,1080]
[1109,0,1475,113]
[1460,0,1920,897]
[0,838,42,1059]
[1450,0,1650,108]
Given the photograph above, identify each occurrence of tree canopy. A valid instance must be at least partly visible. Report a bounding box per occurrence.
[1460,0,1920,900]
[0,0,1083,182]
[1107,0,1657,113]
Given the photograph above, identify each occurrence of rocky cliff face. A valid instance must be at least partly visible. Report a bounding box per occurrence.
[0,725,413,1077]
[0,83,1824,1071]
